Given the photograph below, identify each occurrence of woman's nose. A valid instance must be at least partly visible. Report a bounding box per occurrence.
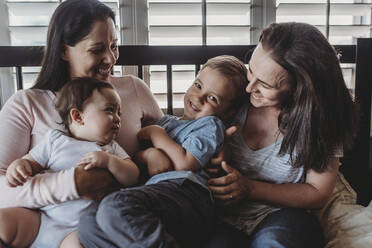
[246,77,259,93]
[246,80,253,93]
[103,49,117,65]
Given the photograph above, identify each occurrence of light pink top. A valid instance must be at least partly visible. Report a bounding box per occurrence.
[0,75,163,208]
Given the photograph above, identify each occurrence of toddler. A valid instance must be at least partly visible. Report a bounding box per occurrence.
[4,77,139,248]
[78,55,249,248]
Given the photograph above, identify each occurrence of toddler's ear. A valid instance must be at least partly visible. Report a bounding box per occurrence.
[70,108,84,125]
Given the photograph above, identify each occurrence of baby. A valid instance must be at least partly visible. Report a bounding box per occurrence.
[4,77,139,248]
[78,55,249,247]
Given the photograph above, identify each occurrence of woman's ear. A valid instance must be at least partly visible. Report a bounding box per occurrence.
[70,108,84,125]
[60,44,69,61]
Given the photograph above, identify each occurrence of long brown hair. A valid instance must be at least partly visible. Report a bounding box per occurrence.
[260,22,358,172]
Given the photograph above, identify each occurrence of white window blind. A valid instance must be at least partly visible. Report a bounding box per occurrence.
[148,0,251,109]
[277,0,372,92]
[149,0,250,45]
[6,0,121,89]
[277,0,372,45]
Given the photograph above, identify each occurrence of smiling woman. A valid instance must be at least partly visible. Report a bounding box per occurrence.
[204,22,358,248]
[0,0,163,247]
[60,18,119,81]
[246,43,291,109]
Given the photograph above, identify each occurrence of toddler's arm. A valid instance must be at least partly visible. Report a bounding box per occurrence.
[78,151,139,187]
[134,148,173,177]
[6,154,43,187]
[138,125,201,171]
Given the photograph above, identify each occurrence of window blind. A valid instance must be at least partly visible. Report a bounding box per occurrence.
[148,0,251,109]
[6,0,120,89]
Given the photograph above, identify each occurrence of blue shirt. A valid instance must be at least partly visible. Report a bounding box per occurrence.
[146,115,225,189]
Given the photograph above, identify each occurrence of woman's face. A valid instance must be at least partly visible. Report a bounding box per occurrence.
[62,17,119,81]
[246,43,291,109]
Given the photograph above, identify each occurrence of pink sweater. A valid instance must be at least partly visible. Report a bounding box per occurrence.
[0,75,163,208]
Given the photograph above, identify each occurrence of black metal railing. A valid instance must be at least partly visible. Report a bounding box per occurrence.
[0,41,371,204]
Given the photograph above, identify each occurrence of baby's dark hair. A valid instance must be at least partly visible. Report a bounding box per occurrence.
[201,55,249,111]
[56,77,114,130]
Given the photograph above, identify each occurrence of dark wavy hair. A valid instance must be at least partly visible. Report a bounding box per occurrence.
[32,0,115,92]
[56,77,114,131]
[259,22,358,172]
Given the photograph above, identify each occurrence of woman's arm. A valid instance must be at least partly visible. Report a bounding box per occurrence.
[0,92,34,175]
[133,77,164,127]
[208,158,339,209]
[74,166,120,201]
[0,92,73,207]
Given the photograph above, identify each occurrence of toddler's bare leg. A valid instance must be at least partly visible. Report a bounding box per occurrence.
[60,231,82,248]
[0,207,40,248]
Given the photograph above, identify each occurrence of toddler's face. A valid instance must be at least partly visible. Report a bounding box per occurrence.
[182,67,235,121]
[78,87,121,145]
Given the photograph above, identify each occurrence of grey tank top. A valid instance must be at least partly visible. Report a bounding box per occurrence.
[219,103,304,235]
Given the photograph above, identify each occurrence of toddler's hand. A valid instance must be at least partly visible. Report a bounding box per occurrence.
[78,151,110,170]
[6,159,33,187]
[137,125,163,141]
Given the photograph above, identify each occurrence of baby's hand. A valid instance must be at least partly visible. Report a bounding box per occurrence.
[6,159,33,187]
[78,151,110,170]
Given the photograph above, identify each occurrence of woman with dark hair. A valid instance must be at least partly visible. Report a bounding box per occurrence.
[0,0,162,247]
[204,22,358,248]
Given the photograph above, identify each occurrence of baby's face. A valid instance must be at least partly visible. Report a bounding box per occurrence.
[77,88,122,145]
[182,67,235,121]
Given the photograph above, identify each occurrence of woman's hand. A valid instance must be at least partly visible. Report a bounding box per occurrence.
[208,161,253,206]
[205,126,237,175]
[74,165,121,201]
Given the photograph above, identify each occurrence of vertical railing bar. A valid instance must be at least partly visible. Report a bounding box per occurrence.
[325,0,330,39]
[16,66,23,90]
[348,38,372,205]
[137,65,143,79]
[166,64,173,115]
[202,0,207,45]
[195,64,201,77]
